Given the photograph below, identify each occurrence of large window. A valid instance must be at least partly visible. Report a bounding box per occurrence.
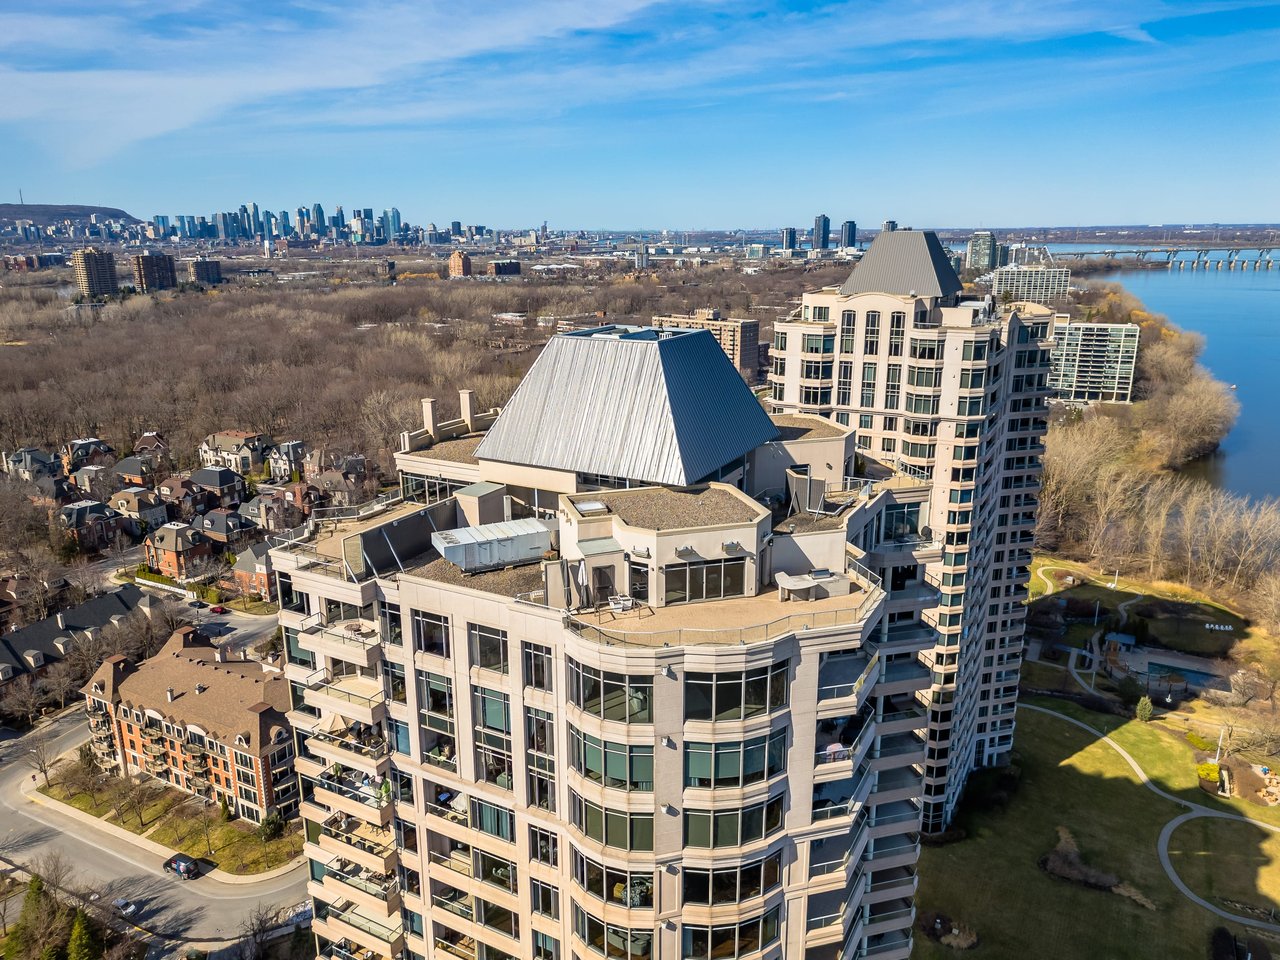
[378,601,402,646]
[475,687,513,790]
[572,904,653,960]
[864,311,880,355]
[684,795,784,848]
[663,559,746,605]
[568,727,654,791]
[470,623,509,673]
[531,879,560,919]
[569,791,654,851]
[884,364,901,410]
[472,798,515,842]
[685,662,788,721]
[860,362,877,407]
[411,610,449,657]
[684,731,786,788]
[530,825,559,866]
[839,311,855,352]
[568,660,652,723]
[523,642,553,691]
[683,852,782,905]
[572,850,654,908]
[889,311,906,356]
[682,906,781,959]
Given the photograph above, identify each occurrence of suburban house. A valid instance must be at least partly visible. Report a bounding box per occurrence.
[114,455,155,488]
[155,475,210,519]
[303,448,367,482]
[58,500,121,550]
[266,440,306,482]
[188,507,257,547]
[133,432,170,471]
[0,584,144,692]
[82,626,298,820]
[72,464,119,501]
[3,447,61,484]
[61,438,114,475]
[189,466,247,507]
[144,522,213,580]
[111,486,169,537]
[198,430,274,473]
[231,542,274,600]
[314,468,363,508]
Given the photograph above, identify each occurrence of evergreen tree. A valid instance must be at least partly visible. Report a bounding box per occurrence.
[66,911,96,960]
[1136,695,1154,722]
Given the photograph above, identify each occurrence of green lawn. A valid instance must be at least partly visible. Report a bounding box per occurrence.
[38,780,118,819]
[1019,661,1078,695]
[148,813,302,875]
[1130,598,1247,657]
[1167,817,1280,915]
[915,709,1218,960]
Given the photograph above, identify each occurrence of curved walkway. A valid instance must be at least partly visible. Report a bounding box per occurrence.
[1020,702,1280,933]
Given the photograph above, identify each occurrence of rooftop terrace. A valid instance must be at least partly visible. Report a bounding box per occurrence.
[769,414,848,442]
[570,485,766,532]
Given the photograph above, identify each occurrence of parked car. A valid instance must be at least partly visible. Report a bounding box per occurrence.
[188,600,207,609]
[163,854,200,879]
[112,898,139,918]
[209,605,227,614]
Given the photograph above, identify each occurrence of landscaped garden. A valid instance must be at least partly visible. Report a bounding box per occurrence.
[913,703,1280,960]
[39,752,301,875]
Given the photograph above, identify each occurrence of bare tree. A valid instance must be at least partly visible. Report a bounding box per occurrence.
[23,735,57,788]
[0,675,44,727]
[235,902,281,960]
[38,660,80,711]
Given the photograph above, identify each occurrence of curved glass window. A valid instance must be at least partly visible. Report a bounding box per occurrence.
[684,731,786,788]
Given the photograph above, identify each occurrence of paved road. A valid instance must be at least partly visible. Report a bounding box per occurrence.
[0,710,306,949]
[1021,702,1280,934]
[187,603,279,656]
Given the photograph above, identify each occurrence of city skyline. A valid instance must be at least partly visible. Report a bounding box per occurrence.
[3,1,1278,227]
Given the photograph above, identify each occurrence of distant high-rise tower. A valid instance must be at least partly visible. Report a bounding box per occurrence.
[813,213,830,250]
[334,206,345,227]
[280,210,292,236]
[132,252,177,293]
[881,219,898,233]
[450,220,462,237]
[448,249,472,278]
[966,231,998,272]
[312,203,325,228]
[389,208,402,238]
[839,220,857,248]
[780,227,797,251]
[71,248,118,299]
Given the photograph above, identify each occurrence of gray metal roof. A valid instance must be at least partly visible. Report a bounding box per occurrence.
[839,230,962,298]
[474,326,779,486]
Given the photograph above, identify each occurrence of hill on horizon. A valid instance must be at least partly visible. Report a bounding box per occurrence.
[0,203,137,225]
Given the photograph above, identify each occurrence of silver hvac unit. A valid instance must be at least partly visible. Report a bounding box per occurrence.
[432,518,558,573]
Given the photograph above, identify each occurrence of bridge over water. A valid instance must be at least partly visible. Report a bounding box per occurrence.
[1049,246,1277,270]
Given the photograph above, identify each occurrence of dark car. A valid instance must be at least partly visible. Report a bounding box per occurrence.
[188,600,207,609]
[163,854,200,879]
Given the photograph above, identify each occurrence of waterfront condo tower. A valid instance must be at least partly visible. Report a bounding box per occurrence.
[275,325,935,960]
[768,229,1048,831]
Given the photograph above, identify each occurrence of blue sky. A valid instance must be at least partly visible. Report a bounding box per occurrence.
[2,1,1278,228]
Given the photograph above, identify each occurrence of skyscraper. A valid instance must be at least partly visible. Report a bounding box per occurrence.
[813,213,831,250]
[275,325,930,960]
[131,252,177,293]
[839,220,858,249]
[966,231,998,272]
[881,220,898,234]
[312,203,326,228]
[780,227,797,251]
[769,229,1047,832]
[71,248,118,298]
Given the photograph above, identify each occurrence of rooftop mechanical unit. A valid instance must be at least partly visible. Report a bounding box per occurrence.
[431,518,558,574]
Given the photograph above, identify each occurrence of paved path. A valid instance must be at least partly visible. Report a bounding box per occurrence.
[0,710,307,953]
[1021,702,1280,933]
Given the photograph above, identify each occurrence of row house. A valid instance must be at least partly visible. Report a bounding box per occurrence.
[268,441,308,483]
[189,507,258,548]
[145,522,214,580]
[61,437,114,475]
[82,626,298,821]
[190,466,248,507]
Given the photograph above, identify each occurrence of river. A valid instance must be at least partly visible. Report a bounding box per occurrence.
[1044,246,1280,501]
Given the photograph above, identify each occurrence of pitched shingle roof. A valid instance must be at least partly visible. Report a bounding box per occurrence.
[839,230,962,298]
[1,585,143,682]
[475,326,779,486]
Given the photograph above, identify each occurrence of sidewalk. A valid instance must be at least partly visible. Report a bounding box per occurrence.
[20,775,304,884]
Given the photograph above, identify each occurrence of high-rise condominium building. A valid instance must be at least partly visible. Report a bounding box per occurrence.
[989,265,1071,303]
[814,214,831,250]
[651,308,761,382]
[275,326,933,960]
[780,227,797,251]
[965,232,998,272]
[768,229,1048,831]
[132,252,178,293]
[839,221,858,249]
[71,247,118,298]
[880,221,897,234]
[448,250,472,278]
[188,257,224,285]
[1049,320,1140,404]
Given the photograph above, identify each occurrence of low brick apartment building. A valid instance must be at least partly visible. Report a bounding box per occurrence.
[82,626,298,821]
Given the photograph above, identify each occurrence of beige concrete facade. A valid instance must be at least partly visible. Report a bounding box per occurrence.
[274,330,933,960]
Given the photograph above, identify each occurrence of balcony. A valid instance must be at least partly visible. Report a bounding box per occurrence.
[302,669,387,726]
[303,769,393,827]
[865,867,918,903]
[182,741,208,761]
[869,734,926,771]
[877,701,926,736]
[301,618,384,669]
[313,812,398,873]
[87,713,112,734]
[312,854,401,915]
[878,621,936,651]
[867,801,921,838]
[314,899,404,958]
[871,766,923,806]
[434,933,477,960]
[856,933,912,960]
[815,714,873,777]
[812,764,872,823]
[818,652,879,706]
[877,660,930,696]
[308,725,391,778]
[864,900,914,939]
[320,942,392,960]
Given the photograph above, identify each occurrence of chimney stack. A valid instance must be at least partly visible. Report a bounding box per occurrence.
[166,687,175,702]
[421,398,437,436]
[56,612,66,629]
[215,646,225,663]
[459,389,476,432]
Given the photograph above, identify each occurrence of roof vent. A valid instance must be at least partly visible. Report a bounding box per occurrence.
[166,687,175,702]
[575,500,609,517]
[195,684,207,694]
